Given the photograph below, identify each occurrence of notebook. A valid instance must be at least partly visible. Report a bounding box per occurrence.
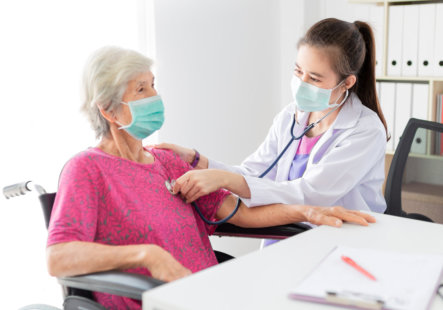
[289,246,443,310]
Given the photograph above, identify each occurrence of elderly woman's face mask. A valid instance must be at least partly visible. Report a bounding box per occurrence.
[117,95,165,140]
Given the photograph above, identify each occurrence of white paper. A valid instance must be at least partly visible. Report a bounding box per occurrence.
[291,246,443,310]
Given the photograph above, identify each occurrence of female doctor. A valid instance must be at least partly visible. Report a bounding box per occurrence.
[158,18,389,213]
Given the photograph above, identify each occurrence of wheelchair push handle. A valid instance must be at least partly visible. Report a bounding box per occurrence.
[3,181,46,199]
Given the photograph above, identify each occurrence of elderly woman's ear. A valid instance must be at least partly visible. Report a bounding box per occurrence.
[99,107,117,124]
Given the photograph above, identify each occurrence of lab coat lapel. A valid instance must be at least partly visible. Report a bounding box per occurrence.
[307,93,363,166]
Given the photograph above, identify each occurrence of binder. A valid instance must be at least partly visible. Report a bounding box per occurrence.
[410,84,429,154]
[401,5,419,76]
[394,83,412,150]
[434,3,443,76]
[418,4,436,77]
[369,5,384,77]
[379,82,396,152]
[436,95,443,155]
[387,5,404,76]
[289,246,443,310]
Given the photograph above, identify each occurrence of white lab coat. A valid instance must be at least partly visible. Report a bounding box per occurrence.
[209,92,387,213]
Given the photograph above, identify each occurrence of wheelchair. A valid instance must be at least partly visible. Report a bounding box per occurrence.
[3,181,310,310]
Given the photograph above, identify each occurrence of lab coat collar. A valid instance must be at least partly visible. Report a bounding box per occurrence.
[290,92,363,131]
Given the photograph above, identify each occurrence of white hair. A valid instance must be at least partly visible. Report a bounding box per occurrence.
[81,46,154,138]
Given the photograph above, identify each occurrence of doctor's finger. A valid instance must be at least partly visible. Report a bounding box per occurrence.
[172,174,189,194]
[154,143,175,150]
[184,185,202,203]
[186,189,206,204]
[348,210,376,223]
[179,176,199,197]
[317,214,343,227]
[306,209,342,227]
[330,208,369,226]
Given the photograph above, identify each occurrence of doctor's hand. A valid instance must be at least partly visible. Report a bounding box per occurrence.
[172,169,226,203]
[302,206,376,227]
[154,143,198,165]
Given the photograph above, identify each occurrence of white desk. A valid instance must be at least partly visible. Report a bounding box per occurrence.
[143,213,443,310]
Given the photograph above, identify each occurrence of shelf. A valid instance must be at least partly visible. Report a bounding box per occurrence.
[408,153,443,161]
[349,0,443,4]
[376,76,443,83]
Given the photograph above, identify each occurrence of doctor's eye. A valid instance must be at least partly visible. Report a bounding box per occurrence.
[137,87,145,93]
[310,76,320,83]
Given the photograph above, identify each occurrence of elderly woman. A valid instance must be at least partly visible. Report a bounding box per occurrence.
[46,46,375,310]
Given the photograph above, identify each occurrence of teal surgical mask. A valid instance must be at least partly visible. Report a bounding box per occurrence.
[291,77,346,112]
[117,95,165,140]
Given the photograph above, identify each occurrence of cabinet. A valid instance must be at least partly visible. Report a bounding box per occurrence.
[351,0,443,222]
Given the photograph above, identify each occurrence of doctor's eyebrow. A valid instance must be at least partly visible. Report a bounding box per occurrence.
[295,63,325,78]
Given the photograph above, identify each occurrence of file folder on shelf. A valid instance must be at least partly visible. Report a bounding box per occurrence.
[418,4,436,77]
[379,82,396,152]
[410,83,429,154]
[401,5,419,77]
[370,5,384,77]
[387,5,404,76]
[437,95,443,155]
[434,4,443,76]
[394,83,412,150]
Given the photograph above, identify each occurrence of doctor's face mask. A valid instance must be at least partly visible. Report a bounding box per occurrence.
[291,77,345,112]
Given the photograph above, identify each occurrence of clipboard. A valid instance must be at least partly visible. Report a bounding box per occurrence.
[289,246,443,310]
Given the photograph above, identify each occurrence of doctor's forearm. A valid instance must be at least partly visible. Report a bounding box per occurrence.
[218,195,306,228]
[221,171,251,199]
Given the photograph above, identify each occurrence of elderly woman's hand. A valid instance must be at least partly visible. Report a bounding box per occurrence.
[302,206,376,227]
[144,245,192,282]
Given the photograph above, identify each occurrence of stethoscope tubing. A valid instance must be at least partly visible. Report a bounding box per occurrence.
[194,116,310,225]
[192,90,349,225]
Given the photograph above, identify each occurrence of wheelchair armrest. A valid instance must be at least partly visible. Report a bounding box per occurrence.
[58,271,164,300]
[213,222,311,239]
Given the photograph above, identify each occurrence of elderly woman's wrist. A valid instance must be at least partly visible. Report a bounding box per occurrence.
[141,244,159,269]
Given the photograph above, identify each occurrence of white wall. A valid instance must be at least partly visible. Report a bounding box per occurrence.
[0,1,152,308]
[154,0,306,256]
[154,0,281,164]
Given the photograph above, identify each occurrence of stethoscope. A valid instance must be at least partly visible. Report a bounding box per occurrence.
[167,90,349,225]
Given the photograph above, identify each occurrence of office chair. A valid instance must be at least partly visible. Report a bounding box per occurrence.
[3,181,309,310]
[384,118,443,222]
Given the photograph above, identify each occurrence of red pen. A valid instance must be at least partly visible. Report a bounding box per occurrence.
[341,255,377,281]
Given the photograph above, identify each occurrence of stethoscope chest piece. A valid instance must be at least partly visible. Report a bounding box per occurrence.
[165,180,176,195]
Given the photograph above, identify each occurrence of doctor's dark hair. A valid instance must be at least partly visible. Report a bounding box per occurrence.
[298,18,388,140]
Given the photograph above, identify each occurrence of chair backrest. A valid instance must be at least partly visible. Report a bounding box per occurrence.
[384,118,443,221]
[39,192,56,229]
